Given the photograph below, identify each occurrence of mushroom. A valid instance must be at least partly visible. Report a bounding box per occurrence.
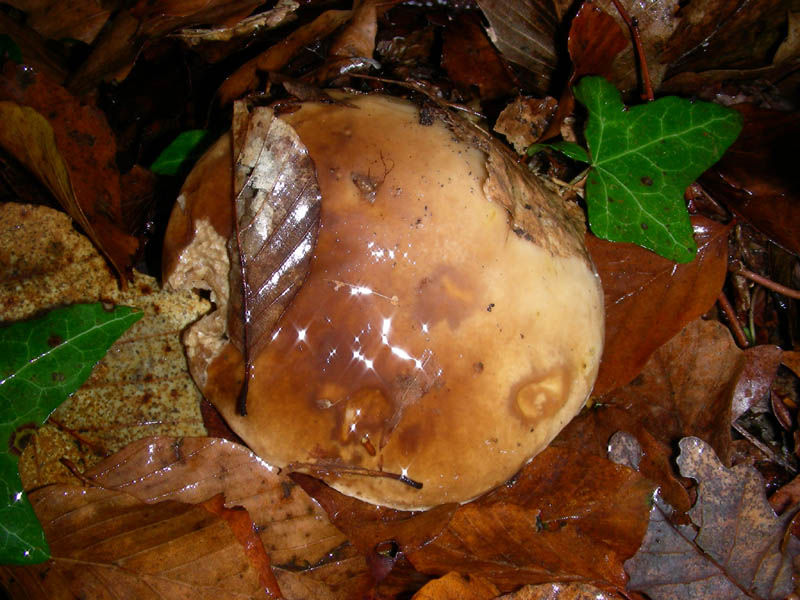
[164,92,604,510]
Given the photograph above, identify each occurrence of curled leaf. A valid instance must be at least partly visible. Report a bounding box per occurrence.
[230,102,322,414]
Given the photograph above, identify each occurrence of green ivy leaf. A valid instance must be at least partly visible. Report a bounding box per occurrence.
[0,34,22,64]
[0,303,142,564]
[150,130,214,176]
[573,76,742,263]
[528,140,589,163]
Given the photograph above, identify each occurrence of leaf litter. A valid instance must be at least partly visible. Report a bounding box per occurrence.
[1,0,800,598]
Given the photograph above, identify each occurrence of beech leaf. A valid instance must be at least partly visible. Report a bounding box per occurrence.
[0,303,142,564]
[230,102,321,415]
[573,76,742,262]
[625,437,800,599]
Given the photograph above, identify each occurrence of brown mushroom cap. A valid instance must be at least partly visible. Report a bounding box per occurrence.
[165,93,604,510]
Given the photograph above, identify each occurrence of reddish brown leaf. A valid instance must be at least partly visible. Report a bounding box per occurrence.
[554,404,692,513]
[783,350,800,378]
[701,105,800,256]
[217,9,352,105]
[407,447,654,592]
[731,344,783,421]
[589,216,731,394]
[411,572,499,599]
[568,1,627,81]
[494,96,558,153]
[202,494,282,598]
[770,475,800,514]
[229,102,322,415]
[0,485,271,599]
[0,64,139,281]
[626,437,799,599]
[441,13,516,101]
[4,0,111,45]
[599,319,742,465]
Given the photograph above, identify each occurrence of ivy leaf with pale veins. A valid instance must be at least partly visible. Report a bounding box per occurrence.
[230,102,322,415]
[0,303,142,564]
[573,76,742,263]
[625,437,800,599]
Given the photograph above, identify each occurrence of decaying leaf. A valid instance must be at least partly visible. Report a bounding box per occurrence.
[498,582,628,599]
[625,437,800,599]
[0,485,277,599]
[3,0,111,45]
[588,216,730,394]
[411,572,499,599]
[0,203,207,490]
[83,437,347,567]
[229,102,322,415]
[567,2,627,82]
[0,64,139,280]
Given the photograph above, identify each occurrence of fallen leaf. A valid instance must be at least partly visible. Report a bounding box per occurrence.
[770,475,800,514]
[476,0,559,94]
[0,64,139,280]
[568,2,627,81]
[661,0,788,76]
[411,572,499,599]
[85,437,348,568]
[573,76,742,262]
[599,319,741,465]
[0,203,208,490]
[588,216,730,394]
[441,13,516,101]
[701,105,800,256]
[0,484,275,599]
[783,350,800,378]
[217,9,352,105]
[229,102,322,415]
[494,96,558,153]
[625,437,800,599]
[731,345,783,421]
[4,0,111,44]
[0,303,142,564]
[497,582,628,599]
[150,129,215,176]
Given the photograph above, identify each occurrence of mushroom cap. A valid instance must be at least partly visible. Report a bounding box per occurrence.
[166,93,604,510]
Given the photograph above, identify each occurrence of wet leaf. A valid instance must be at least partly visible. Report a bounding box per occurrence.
[498,582,628,599]
[0,64,139,280]
[625,437,800,599]
[476,0,559,94]
[84,437,347,567]
[230,102,321,415]
[567,2,627,81]
[0,484,276,599]
[573,76,742,262]
[150,130,215,176]
[701,105,800,256]
[495,96,558,153]
[588,216,730,394]
[0,303,142,564]
[598,319,742,465]
[730,345,783,421]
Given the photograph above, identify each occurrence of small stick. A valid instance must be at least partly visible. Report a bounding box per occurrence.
[610,0,654,101]
[717,291,750,347]
[731,266,800,300]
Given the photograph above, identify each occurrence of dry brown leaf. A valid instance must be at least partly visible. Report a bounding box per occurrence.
[0,485,273,599]
[0,203,207,489]
[589,216,730,395]
[411,572,500,600]
[625,437,800,599]
[0,64,139,280]
[229,102,321,415]
[84,437,347,567]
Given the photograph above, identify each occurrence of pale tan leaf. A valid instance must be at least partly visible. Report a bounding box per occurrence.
[84,436,347,567]
[0,203,207,489]
[411,572,499,599]
[498,582,626,599]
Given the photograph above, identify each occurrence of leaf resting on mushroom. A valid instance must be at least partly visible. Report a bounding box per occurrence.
[229,101,322,414]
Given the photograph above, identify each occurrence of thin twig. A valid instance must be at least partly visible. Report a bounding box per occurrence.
[731,266,800,300]
[610,0,654,101]
[717,291,750,347]
[733,422,797,474]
